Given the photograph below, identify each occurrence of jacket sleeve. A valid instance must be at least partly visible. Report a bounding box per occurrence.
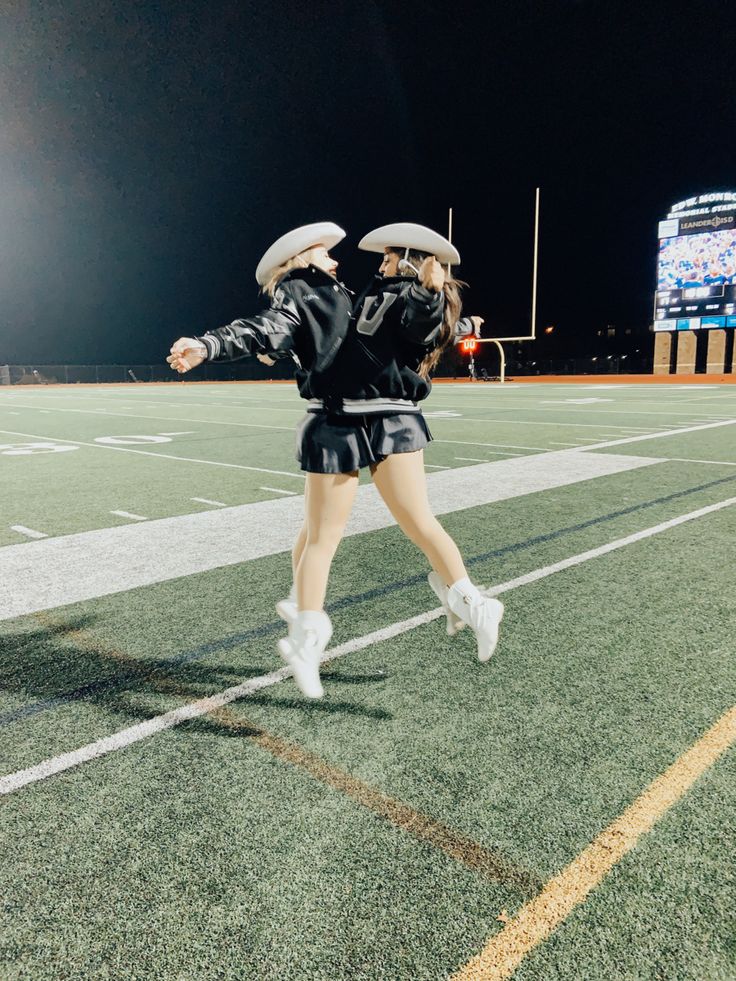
[454,317,474,339]
[196,286,301,362]
[399,282,445,346]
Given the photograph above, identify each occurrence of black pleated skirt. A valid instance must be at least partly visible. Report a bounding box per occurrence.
[296,411,433,473]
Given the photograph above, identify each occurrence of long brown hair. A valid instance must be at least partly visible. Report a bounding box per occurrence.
[390,248,465,379]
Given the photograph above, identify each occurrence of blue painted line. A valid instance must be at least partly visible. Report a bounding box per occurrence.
[2,470,734,730]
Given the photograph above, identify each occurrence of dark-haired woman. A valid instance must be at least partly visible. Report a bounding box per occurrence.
[278,223,503,699]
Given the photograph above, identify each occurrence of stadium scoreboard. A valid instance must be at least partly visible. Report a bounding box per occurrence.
[653,191,736,332]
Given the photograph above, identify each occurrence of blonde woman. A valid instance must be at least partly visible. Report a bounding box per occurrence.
[168,221,355,696]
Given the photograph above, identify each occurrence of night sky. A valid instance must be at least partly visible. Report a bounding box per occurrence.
[1,0,734,365]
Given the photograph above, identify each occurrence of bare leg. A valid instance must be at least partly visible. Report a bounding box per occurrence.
[371,449,503,661]
[275,486,308,624]
[291,477,309,582]
[291,522,308,581]
[370,450,466,585]
[296,471,359,611]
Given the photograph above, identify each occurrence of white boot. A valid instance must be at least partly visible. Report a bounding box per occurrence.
[446,577,504,662]
[277,610,332,699]
[428,572,466,636]
[275,584,298,625]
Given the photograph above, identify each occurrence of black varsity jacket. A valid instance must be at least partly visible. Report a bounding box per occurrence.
[320,275,445,403]
[196,265,353,399]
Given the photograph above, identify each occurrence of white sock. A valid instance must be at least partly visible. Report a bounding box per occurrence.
[299,609,328,629]
[449,576,479,598]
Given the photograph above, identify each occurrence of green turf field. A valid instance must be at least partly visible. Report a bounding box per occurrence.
[1,380,735,980]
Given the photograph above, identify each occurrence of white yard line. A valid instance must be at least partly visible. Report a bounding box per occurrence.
[433,440,550,451]
[2,402,294,432]
[0,428,306,480]
[0,449,662,620]
[3,493,734,796]
[10,525,48,540]
[455,457,488,463]
[191,498,227,507]
[668,458,736,467]
[425,463,451,469]
[430,405,735,418]
[158,431,196,436]
[260,486,297,496]
[11,390,306,409]
[110,511,148,522]
[574,417,736,451]
[470,449,523,456]
[430,415,728,428]
[29,392,306,413]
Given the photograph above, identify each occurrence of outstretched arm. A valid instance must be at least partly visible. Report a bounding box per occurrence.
[455,316,483,339]
[167,286,301,373]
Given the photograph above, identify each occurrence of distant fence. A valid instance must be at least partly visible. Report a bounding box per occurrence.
[0,361,296,385]
[0,355,655,385]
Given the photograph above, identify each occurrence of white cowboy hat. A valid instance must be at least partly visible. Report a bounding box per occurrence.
[255,221,346,285]
[358,222,460,265]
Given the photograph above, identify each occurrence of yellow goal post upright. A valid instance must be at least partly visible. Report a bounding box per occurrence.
[449,187,540,382]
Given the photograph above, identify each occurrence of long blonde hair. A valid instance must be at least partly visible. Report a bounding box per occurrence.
[261,256,305,298]
[391,248,465,379]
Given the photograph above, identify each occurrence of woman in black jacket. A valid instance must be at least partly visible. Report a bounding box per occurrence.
[276,223,503,700]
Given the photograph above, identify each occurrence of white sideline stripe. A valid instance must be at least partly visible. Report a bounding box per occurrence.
[3,494,734,797]
[0,450,662,620]
[110,510,147,522]
[260,486,297,496]
[0,428,306,480]
[158,431,196,435]
[191,498,227,507]
[10,525,48,540]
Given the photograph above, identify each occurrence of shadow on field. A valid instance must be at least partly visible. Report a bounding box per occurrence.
[0,614,391,734]
[246,692,391,720]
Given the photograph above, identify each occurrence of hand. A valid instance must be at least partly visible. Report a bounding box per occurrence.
[470,316,484,337]
[256,353,276,366]
[419,255,445,292]
[167,337,207,373]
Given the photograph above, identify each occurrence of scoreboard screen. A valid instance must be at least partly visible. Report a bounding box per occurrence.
[654,192,736,331]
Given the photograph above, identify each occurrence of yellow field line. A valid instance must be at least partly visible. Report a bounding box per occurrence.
[451,703,736,980]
